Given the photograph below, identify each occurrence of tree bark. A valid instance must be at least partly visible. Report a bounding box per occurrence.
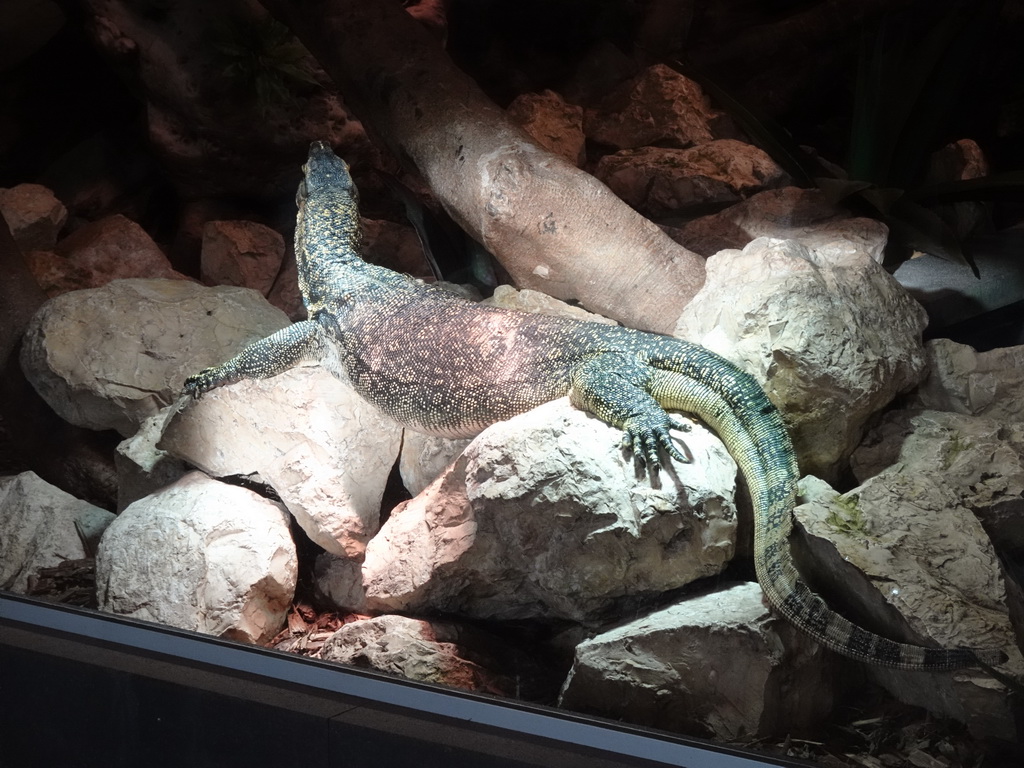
[260,0,705,334]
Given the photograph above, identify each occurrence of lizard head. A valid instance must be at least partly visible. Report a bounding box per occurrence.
[298,140,359,205]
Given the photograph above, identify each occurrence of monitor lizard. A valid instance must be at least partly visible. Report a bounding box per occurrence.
[185,141,1006,671]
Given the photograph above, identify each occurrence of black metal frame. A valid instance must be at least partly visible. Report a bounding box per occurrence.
[0,592,809,768]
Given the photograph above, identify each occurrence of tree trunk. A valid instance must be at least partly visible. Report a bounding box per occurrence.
[260,0,705,334]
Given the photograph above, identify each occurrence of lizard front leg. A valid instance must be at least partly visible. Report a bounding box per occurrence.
[183,320,326,398]
[568,353,687,469]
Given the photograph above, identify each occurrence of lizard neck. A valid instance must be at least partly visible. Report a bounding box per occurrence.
[295,194,368,308]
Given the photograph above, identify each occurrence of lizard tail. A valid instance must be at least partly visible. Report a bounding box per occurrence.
[647,367,1007,670]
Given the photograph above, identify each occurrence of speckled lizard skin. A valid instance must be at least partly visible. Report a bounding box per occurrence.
[185,141,1005,670]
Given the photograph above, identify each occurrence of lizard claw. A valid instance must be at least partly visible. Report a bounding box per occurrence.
[182,369,219,399]
[621,414,689,471]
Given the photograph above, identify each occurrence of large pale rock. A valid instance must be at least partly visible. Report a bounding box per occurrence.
[313,552,366,611]
[676,238,929,480]
[114,406,187,512]
[399,431,471,498]
[200,220,285,297]
[795,476,1021,741]
[595,141,788,217]
[362,398,737,622]
[0,183,67,251]
[584,64,730,150]
[558,582,832,740]
[507,89,586,167]
[320,615,514,695]
[20,278,290,436]
[161,365,402,558]
[666,187,888,263]
[96,472,297,644]
[910,339,1024,424]
[0,472,115,593]
[851,410,1024,555]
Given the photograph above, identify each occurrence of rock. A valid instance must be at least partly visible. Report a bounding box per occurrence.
[558,582,832,740]
[399,431,471,497]
[584,64,731,150]
[403,0,447,41]
[200,220,286,296]
[926,139,989,240]
[267,253,305,320]
[169,197,254,275]
[595,141,788,218]
[114,406,187,512]
[320,614,513,695]
[665,187,888,263]
[20,278,290,436]
[676,238,929,481]
[22,249,88,298]
[50,214,186,290]
[851,409,1024,557]
[0,183,67,251]
[507,89,586,167]
[481,284,618,325]
[96,472,297,644]
[161,365,402,559]
[313,552,366,611]
[360,218,430,280]
[434,281,482,302]
[928,138,988,184]
[362,398,737,622]
[0,471,114,593]
[794,475,1022,742]
[910,339,1024,424]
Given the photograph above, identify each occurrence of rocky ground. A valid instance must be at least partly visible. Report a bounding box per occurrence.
[3,3,1023,765]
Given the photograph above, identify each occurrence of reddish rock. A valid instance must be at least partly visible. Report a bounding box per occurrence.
[320,615,515,695]
[596,141,788,218]
[585,64,734,150]
[507,90,586,166]
[201,220,286,296]
[50,214,186,291]
[0,183,68,251]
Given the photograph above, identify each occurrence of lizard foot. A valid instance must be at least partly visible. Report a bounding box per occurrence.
[620,414,689,470]
[182,368,225,399]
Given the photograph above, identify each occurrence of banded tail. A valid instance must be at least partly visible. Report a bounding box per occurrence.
[647,362,1007,670]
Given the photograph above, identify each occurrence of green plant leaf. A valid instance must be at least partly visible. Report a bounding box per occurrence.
[882,196,978,275]
[908,171,1024,203]
[848,2,1003,189]
[857,186,906,216]
[814,177,875,205]
[848,23,888,182]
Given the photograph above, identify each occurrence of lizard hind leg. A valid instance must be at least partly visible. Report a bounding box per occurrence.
[568,353,688,470]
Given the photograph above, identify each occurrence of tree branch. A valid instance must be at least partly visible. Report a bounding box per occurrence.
[260,0,705,333]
